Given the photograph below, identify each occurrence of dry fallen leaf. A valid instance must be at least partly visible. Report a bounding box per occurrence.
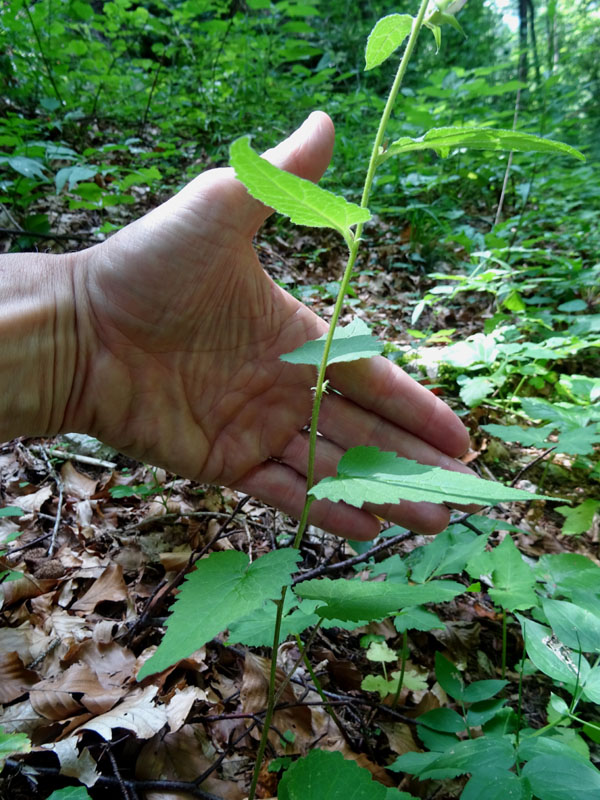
[0,651,40,703]
[72,685,167,740]
[46,736,100,788]
[71,563,130,614]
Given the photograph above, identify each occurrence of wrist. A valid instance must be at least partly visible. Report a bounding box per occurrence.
[0,250,80,440]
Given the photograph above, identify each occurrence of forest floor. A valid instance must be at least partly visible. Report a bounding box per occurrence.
[0,174,598,800]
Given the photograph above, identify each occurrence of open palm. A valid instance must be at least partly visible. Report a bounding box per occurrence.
[70,112,471,539]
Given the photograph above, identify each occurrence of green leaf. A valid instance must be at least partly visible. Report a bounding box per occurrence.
[434,652,464,701]
[394,606,444,633]
[137,549,300,680]
[55,165,98,193]
[556,427,600,455]
[393,736,515,780]
[481,424,553,448]
[280,317,383,367]
[535,553,600,595]
[459,376,494,407]
[278,749,411,799]
[0,728,31,769]
[361,668,427,699]
[461,770,532,800]
[0,506,24,518]
[487,536,538,612]
[366,640,396,663]
[8,156,47,180]
[46,789,93,800]
[519,732,592,764]
[364,14,413,71]
[522,754,600,800]
[228,595,319,647]
[517,615,589,686]
[229,137,370,242]
[295,577,464,622]
[309,446,551,508]
[417,707,466,733]
[463,679,508,704]
[542,598,600,653]
[382,127,585,163]
[465,697,508,727]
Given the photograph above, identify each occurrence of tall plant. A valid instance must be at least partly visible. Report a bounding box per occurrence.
[135,2,583,796]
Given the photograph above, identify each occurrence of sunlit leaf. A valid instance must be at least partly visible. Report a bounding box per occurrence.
[361,668,427,699]
[0,728,31,768]
[280,317,383,367]
[381,127,585,163]
[486,536,538,612]
[309,446,551,507]
[137,549,300,679]
[364,14,413,70]
[230,137,370,241]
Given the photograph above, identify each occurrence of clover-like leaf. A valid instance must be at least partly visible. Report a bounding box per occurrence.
[365,14,413,70]
[137,549,300,679]
[309,446,552,507]
[280,317,383,367]
[381,127,584,163]
[230,137,370,243]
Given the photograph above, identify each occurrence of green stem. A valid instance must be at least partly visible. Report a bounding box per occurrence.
[293,0,431,550]
[252,3,432,794]
[391,630,408,709]
[293,631,348,737]
[501,610,508,680]
[247,588,286,800]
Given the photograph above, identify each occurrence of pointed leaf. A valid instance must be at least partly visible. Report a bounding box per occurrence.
[522,754,600,800]
[365,14,413,70]
[382,127,584,163]
[137,549,300,679]
[280,317,383,367]
[309,446,551,507]
[487,536,538,612]
[294,577,464,622]
[461,770,531,800]
[542,598,600,653]
[517,615,590,686]
[230,137,370,240]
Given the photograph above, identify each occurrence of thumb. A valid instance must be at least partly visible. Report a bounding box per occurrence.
[237,110,335,236]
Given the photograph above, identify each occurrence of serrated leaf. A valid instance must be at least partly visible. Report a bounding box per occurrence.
[394,606,444,633]
[137,549,300,679]
[361,669,427,699]
[278,748,414,800]
[556,427,600,455]
[481,423,554,447]
[487,536,538,612]
[522,754,600,800]
[0,728,31,768]
[365,14,413,70]
[366,640,397,663]
[230,137,370,241]
[294,577,464,622]
[381,127,585,163]
[309,446,551,507]
[280,317,383,367]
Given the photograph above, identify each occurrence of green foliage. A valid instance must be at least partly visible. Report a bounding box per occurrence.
[309,446,551,507]
[137,548,301,680]
[46,789,92,800]
[280,317,383,366]
[230,136,370,244]
[0,728,31,769]
[365,14,413,71]
[278,749,417,800]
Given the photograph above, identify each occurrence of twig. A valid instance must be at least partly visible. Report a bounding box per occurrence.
[29,444,117,470]
[292,528,412,585]
[124,496,251,642]
[510,446,556,487]
[121,509,241,535]
[107,747,133,800]
[193,719,259,787]
[39,446,64,557]
[5,530,53,555]
[0,204,23,230]
[4,761,224,800]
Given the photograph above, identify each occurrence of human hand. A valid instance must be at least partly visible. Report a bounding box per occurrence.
[66,111,472,539]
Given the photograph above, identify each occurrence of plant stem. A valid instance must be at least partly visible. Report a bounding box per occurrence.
[293,0,431,549]
[251,4,432,795]
[391,631,408,708]
[501,610,508,679]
